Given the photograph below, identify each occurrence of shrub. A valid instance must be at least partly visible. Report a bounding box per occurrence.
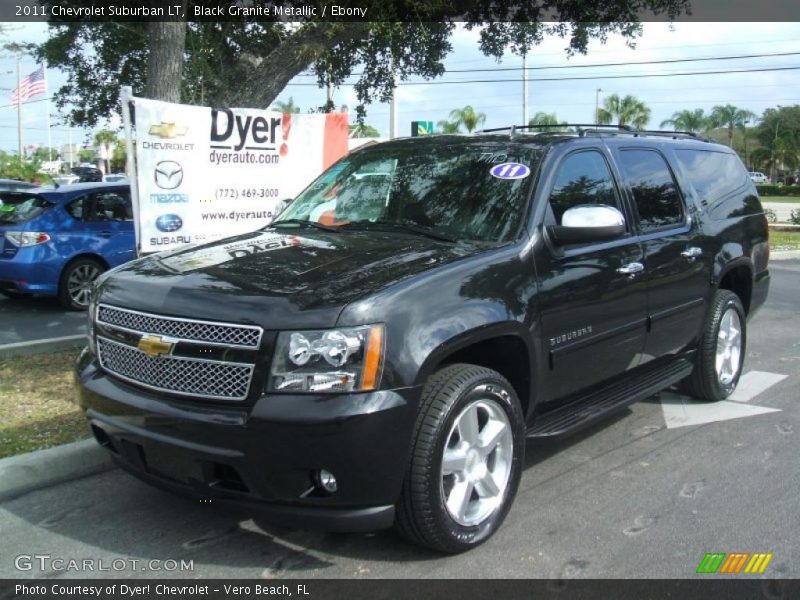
[791,209,800,225]
[756,184,800,196]
[764,208,778,223]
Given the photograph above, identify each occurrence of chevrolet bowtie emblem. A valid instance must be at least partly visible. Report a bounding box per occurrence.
[148,122,188,139]
[137,334,174,357]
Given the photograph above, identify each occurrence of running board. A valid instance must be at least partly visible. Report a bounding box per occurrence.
[526,359,693,440]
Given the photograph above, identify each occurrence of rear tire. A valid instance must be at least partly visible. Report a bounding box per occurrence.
[681,290,746,401]
[58,258,105,310]
[395,363,524,553]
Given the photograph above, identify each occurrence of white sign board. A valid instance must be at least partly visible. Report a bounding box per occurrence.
[128,96,348,254]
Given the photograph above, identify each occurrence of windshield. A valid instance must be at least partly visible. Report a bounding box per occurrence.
[276,142,541,243]
[0,193,52,225]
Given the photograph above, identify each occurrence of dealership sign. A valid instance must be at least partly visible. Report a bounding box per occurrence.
[124,94,348,253]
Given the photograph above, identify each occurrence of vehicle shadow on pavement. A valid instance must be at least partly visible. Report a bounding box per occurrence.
[2,408,643,576]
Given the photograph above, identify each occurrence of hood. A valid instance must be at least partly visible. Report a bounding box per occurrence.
[96,228,480,328]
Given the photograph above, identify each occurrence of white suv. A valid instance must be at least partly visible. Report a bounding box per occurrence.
[749,172,768,184]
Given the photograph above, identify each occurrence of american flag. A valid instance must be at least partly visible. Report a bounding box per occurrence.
[11,66,47,104]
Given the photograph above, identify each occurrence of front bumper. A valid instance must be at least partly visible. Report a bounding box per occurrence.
[75,349,421,532]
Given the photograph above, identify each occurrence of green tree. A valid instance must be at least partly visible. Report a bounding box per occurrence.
[78,148,96,163]
[597,94,651,129]
[349,123,381,138]
[437,120,461,134]
[659,109,709,134]
[38,1,690,127]
[710,104,757,147]
[448,105,486,133]
[528,111,570,131]
[272,97,301,113]
[755,106,800,180]
[30,147,60,162]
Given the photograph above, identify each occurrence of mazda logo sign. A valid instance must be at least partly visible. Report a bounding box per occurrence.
[154,161,184,190]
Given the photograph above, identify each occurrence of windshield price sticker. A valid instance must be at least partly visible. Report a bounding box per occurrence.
[490,163,530,180]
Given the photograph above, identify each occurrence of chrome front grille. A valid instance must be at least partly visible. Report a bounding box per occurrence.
[97,304,262,348]
[97,337,254,401]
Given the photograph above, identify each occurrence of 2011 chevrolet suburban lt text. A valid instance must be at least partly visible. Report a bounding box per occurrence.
[76,127,769,553]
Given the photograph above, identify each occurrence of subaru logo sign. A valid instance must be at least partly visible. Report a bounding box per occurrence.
[154,160,184,189]
[490,162,530,180]
[155,214,183,233]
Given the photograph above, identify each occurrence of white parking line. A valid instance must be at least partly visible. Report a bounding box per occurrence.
[728,371,788,402]
[0,334,85,351]
[659,370,786,429]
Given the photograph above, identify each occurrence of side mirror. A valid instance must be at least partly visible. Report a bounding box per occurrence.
[273,198,293,218]
[547,204,626,245]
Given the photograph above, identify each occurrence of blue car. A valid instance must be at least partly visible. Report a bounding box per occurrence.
[0,182,135,309]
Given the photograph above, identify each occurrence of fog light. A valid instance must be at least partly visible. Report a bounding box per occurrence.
[317,469,338,493]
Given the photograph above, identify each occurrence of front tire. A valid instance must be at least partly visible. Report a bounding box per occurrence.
[396,363,524,553]
[58,258,105,310]
[682,290,746,401]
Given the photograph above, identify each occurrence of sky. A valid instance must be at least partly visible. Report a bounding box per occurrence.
[0,21,799,152]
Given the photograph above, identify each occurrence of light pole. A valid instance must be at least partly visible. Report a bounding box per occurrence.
[742,120,749,171]
[595,88,603,125]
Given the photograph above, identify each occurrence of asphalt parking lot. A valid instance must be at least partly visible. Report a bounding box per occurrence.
[0,294,85,347]
[1,260,798,580]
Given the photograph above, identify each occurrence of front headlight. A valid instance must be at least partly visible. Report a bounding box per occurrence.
[269,324,384,393]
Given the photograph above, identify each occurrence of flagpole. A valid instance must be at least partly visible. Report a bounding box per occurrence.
[43,65,52,162]
[16,53,23,158]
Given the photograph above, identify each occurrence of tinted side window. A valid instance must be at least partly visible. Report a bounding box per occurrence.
[548,151,620,224]
[66,196,87,220]
[618,149,684,231]
[91,191,132,221]
[674,149,756,220]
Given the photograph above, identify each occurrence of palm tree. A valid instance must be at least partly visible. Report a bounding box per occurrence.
[448,105,486,133]
[709,104,756,147]
[597,94,651,130]
[437,120,461,134]
[528,112,570,131]
[272,97,301,113]
[93,129,119,174]
[660,109,709,134]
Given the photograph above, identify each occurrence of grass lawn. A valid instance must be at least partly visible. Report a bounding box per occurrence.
[760,196,800,204]
[0,348,89,459]
[770,230,800,251]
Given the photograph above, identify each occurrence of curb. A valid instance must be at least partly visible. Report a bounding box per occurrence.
[0,335,85,359]
[770,250,800,261]
[0,438,115,503]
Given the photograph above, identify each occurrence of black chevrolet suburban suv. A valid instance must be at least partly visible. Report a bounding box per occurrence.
[76,127,769,553]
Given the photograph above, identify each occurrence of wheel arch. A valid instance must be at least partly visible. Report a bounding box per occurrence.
[714,257,753,315]
[415,322,538,421]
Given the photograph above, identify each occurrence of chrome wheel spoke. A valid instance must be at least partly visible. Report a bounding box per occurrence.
[457,405,480,445]
[446,479,474,521]
[478,419,507,457]
[475,473,501,498]
[442,447,468,475]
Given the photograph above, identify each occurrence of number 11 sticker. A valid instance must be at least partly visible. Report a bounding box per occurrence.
[490,162,530,180]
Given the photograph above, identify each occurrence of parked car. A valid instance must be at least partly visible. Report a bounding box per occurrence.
[104,173,129,183]
[748,171,768,184]
[0,182,134,309]
[76,128,769,553]
[0,178,37,192]
[71,165,103,182]
[52,174,81,186]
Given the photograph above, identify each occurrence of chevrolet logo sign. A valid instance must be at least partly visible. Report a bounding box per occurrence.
[137,334,175,357]
[148,122,188,139]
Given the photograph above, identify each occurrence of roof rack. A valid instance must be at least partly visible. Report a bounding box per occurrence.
[478,124,707,142]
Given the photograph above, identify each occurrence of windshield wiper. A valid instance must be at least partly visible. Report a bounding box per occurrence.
[271,218,340,232]
[343,219,457,243]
